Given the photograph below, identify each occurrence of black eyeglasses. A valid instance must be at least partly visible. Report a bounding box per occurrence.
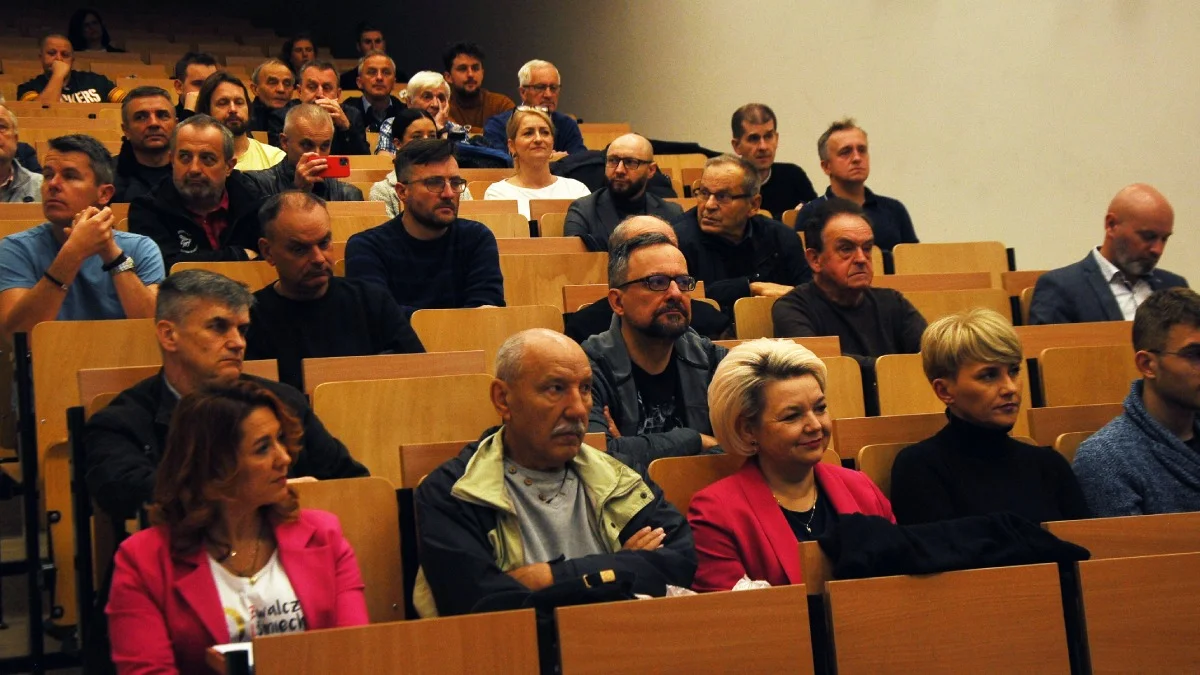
[694,187,751,206]
[1149,348,1200,368]
[605,157,652,170]
[616,275,697,292]
[404,177,468,193]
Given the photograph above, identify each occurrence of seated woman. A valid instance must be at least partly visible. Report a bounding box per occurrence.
[890,308,1090,525]
[688,339,893,592]
[483,107,590,219]
[107,381,367,674]
[280,33,317,76]
[68,8,125,53]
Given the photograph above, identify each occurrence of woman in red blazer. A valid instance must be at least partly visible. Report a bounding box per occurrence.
[107,380,368,675]
[688,339,894,592]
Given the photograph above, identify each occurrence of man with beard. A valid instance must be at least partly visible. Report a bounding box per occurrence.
[113,86,176,202]
[195,72,285,171]
[129,115,267,268]
[564,134,683,252]
[731,104,817,219]
[248,58,296,147]
[345,138,503,315]
[244,104,363,201]
[295,60,371,155]
[582,225,727,477]
[342,51,403,133]
[442,42,514,131]
[246,191,424,391]
[1031,184,1187,324]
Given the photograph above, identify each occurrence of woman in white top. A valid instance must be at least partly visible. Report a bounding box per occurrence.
[484,107,591,219]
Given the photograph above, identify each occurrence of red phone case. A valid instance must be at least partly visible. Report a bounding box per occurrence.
[320,155,351,178]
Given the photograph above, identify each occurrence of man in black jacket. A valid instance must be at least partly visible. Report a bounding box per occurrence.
[244,104,363,201]
[295,60,371,156]
[248,58,294,147]
[84,269,369,520]
[113,86,176,203]
[341,51,402,133]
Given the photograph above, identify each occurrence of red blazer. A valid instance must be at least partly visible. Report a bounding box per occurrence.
[107,509,368,675]
[687,459,894,592]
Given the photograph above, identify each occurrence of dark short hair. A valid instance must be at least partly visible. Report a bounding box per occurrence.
[67,8,111,51]
[279,33,317,67]
[156,269,255,322]
[355,22,384,42]
[608,232,674,288]
[731,103,776,139]
[442,42,485,71]
[393,138,456,183]
[195,72,249,117]
[1133,288,1200,353]
[173,52,219,81]
[170,114,235,162]
[802,198,873,253]
[259,190,328,240]
[47,134,114,185]
[121,86,174,124]
[387,108,438,150]
[298,59,338,79]
[817,118,865,162]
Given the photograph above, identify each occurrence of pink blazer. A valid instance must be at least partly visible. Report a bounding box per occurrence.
[107,509,369,675]
[687,459,894,592]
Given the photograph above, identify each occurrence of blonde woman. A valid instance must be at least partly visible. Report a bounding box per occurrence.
[483,107,590,219]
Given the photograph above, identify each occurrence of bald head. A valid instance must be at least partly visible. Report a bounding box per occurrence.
[605,133,657,201]
[1101,183,1175,278]
[611,215,678,249]
[494,328,584,384]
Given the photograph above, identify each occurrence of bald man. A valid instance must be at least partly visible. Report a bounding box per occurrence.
[1030,184,1188,325]
[563,134,683,252]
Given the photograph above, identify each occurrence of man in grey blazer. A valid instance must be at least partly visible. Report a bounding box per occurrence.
[1030,184,1187,325]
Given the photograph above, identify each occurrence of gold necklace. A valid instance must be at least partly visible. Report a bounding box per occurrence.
[774,491,819,534]
[225,521,266,578]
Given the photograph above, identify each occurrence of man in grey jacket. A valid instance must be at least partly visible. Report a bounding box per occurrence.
[244,103,363,202]
[0,105,43,203]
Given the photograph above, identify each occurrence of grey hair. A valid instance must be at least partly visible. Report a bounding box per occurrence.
[704,154,761,197]
[283,102,333,136]
[156,269,255,323]
[494,328,567,383]
[357,50,396,76]
[120,85,174,124]
[0,105,17,134]
[517,59,558,87]
[258,190,328,240]
[170,114,235,162]
[251,58,291,86]
[401,71,450,102]
[608,232,674,288]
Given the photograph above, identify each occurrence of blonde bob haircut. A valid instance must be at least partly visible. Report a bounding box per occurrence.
[505,106,555,141]
[708,339,827,457]
[920,308,1022,383]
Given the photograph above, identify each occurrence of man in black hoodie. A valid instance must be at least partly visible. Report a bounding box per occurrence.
[113,86,176,203]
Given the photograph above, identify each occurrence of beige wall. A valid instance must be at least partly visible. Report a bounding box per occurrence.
[403,0,1199,280]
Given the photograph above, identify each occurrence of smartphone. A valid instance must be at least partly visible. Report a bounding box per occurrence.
[318,155,351,178]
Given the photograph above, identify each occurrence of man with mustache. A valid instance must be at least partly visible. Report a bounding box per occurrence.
[1030,184,1186,325]
[582,217,728,477]
[731,103,817,220]
[442,42,514,131]
[246,191,424,391]
[113,86,177,203]
[413,328,696,617]
[195,72,285,171]
[243,104,363,201]
[129,115,267,269]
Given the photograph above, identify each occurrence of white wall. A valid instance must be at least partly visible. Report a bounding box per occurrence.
[401,0,1200,280]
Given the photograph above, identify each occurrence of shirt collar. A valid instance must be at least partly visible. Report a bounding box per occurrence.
[1091,247,1131,284]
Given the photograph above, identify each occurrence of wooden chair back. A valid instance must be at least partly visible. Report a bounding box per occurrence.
[781,209,800,228]
[580,130,626,151]
[1001,270,1047,297]
[1019,287,1035,325]
[409,306,563,373]
[648,453,746,513]
[326,201,388,217]
[1052,431,1090,464]
[499,253,608,311]
[528,199,577,224]
[538,211,568,237]
[1043,512,1200,559]
[459,200,519,216]
[169,260,278,291]
[399,432,606,489]
[459,168,514,183]
[78,360,278,409]
[466,180,492,199]
[823,356,866,422]
[1026,403,1123,447]
[857,442,909,499]
[1013,321,1131,360]
[330,215,386,241]
[1038,345,1137,407]
[497,237,586,255]
[300,351,488,396]
[904,288,1012,324]
[472,212,529,238]
[891,241,1009,280]
[712,336,841,357]
[831,413,948,468]
[872,272,993,293]
[733,296,777,339]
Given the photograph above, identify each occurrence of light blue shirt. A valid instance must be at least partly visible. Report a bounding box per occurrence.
[0,223,166,321]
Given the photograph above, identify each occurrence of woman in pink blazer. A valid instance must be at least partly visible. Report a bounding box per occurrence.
[688,339,894,592]
[107,380,368,675]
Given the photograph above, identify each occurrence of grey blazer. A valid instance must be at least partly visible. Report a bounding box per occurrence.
[1029,252,1188,325]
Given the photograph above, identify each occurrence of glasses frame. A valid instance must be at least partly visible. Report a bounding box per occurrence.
[605,157,653,170]
[615,274,698,293]
[693,187,752,206]
[403,177,469,194]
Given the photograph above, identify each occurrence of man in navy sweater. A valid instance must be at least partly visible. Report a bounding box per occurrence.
[345,138,504,315]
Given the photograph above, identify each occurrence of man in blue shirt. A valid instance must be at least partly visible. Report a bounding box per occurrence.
[0,134,164,340]
[483,59,586,159]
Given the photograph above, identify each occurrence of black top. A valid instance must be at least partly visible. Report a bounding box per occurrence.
[17,70,119,103]
[795,186,918,252]
[341,95,404,133]
[113,142,171,203]
[245,277,426,391]
[249,98,288,147]
[563,298,730,343]
[630,358,682,435]
[890,411,1091,526]
[779,485,837,542]
[758,162,817,220]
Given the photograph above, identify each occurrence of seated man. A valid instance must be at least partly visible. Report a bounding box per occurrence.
[482,59,586,159]
[172,51,219,121]
[731,103,817,219]
[0,134,163,339]
[129,115,265,268]
[295,60,371,155]
[442,42,515,131]
[339,24,397,92]
[1072,288,1200,516]
[195,72,285,171]
[564,133,683,252]
[342,50,403,133]
[773,198,925,373]
[583,223,726,476]
[413,328,696,617]
[672,154,809,315]
[0,105,43,203]
[1030,184,1186,325]
[84,269,369,519]
[248,58,295,147]
[244,104,363,201]
[247,191,424,391]
[113,86,176,203]
[18,34,126,104]
[346,138,503,314]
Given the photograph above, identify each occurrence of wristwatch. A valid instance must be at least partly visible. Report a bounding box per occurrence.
[103,252,135,275]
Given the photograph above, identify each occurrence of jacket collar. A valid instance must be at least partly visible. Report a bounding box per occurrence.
[1079,252,1126,321]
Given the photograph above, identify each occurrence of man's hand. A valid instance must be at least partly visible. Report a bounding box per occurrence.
[314,98,350,130]
[699,433,721,450]
[242,249,259,260]
[182,91,200,112]
[622,526,665,552]
[506,562,554,591]
[63,206,117,263]
[293,152,327,191]
[49,60,71,80]
[750,282,793,298]
[603,406,621,438]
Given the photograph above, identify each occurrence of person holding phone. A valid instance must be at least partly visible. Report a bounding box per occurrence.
[245,104,363,202]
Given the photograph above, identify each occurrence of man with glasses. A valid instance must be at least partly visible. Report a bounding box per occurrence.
[564,133,683,252]
[582,216,727,477]
[1073,287,1200,516]
[672,154,810,316]
[482,59,586,158]
[345,138,503,315]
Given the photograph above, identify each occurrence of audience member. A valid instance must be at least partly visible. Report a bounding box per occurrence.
[346,138,503,314]
[106,380,367,672]
[367,109,439,216]
[67,8,124,53]
[295,60,371,155]
[794,118,917,252]
[396,71,452,131]
[564,134,682,252]
[247,191,424,391]
[113,86,176,203]
[889,309,1089,525]
[1030,183,1186,325]
[442,42,515,131]
[244,104,363,201]
[731,103,817,219]
[483,107,590,219]
[129,115,266,268]
[688,340,893,591]
[339,23,391,91]
[85,269,369,520]
[249,59,295,147]
[773,198,924,372]
[582,224,726,476]
[343,51,402,133]
[482,60,585,158]
[196,72,284,170]
[0,134,163,338]
[413,328,696,617]
[280,33,316,75]
[1073,288,1200,516]
[16,140,42,174]
[172,52,220,121]
[18,33,126,104]
[672,154,809,314]
[0,105,42,203]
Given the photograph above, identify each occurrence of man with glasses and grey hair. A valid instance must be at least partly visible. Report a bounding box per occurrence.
[482,59,586,158]
[0,104,43,203]
[582,215,727,478]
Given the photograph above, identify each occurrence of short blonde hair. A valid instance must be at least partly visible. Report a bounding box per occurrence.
[400,70,449,104]
[506,106,554,142]
[708,339,827,457]
[920,308,1022,382]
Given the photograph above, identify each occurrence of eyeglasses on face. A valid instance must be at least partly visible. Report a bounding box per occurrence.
[616,274,698,292]
[605,157,651,170]
[694,187,751,206]
[523,84,561,94]
[404,177,468,193]
[1149,347,1200,368]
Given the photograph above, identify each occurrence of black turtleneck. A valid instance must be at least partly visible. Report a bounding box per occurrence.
[889,410,1090,526]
